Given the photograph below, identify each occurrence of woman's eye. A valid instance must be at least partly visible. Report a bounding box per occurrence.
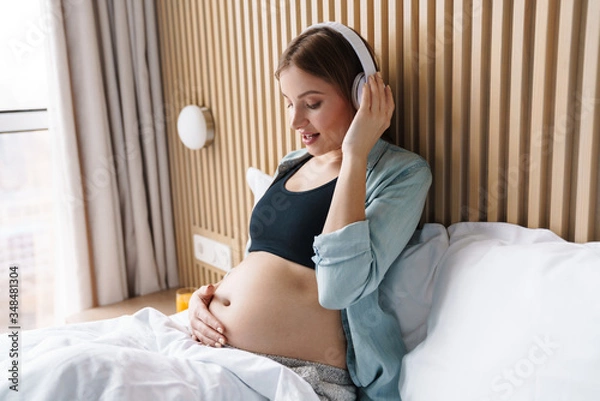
[306,102,321,110]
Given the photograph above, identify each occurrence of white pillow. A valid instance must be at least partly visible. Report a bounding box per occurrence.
[246,167,274,206]
[380,223,448,351]
[400,222,600,401]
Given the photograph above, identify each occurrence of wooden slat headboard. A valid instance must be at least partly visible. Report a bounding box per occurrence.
[156,0,599,288]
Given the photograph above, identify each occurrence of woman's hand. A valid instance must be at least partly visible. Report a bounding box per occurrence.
[188,283,227,347]
[342,72,395,158]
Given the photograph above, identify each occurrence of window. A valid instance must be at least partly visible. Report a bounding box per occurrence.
[0,0,55,330]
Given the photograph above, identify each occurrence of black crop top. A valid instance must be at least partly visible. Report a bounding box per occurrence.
[248,158,337,268]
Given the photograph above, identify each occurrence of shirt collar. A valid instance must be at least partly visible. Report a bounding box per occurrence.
[278,139,388,175]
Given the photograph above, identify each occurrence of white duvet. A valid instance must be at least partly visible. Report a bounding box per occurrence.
[0,307,319,401]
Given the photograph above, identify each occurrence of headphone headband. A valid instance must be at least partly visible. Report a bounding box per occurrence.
[303,22,377,78]
[302,22,377,108]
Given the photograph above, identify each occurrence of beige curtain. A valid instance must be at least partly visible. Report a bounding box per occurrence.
[45,0,178,320]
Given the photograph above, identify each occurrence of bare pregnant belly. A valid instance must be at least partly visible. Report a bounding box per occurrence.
[209,252,347,369]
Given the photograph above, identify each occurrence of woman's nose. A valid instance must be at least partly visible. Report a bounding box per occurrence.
[289,107,307,130]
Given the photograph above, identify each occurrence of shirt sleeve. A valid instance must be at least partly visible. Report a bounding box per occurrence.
[313,159,432,310]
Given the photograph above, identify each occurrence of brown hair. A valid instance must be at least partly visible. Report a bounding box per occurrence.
[275,26,378,107]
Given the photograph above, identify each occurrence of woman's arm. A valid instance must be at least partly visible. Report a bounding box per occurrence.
[322,73,394,234]
[315,156,432,309]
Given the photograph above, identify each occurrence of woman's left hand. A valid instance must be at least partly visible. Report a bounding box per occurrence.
[342,72,395,158]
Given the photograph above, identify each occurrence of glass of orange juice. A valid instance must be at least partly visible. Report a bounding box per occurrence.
[176,287,197,312]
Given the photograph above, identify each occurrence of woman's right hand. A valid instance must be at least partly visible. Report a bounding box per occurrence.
[188,283,227,347]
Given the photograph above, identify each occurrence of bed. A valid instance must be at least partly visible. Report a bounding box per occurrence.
[0,307,320,400]
[2,219,598,400]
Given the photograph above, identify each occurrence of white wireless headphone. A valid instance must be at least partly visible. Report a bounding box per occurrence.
[302,22,377,109]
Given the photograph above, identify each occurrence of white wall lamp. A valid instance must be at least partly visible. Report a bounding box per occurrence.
[177,105,215,150]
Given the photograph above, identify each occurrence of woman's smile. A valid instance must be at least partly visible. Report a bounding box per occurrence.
[301,131,320,145]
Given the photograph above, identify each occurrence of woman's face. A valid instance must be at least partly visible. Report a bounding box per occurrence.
[278,65,355,157]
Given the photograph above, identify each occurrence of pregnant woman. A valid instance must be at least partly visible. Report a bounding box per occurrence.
[188,22,431,401]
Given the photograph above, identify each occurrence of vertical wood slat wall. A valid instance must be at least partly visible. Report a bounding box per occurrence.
[156,0,600,288]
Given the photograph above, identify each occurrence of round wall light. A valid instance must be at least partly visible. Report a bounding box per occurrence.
[177,105,215,150]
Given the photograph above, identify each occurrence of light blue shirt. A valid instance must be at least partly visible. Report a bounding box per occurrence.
[274,139,432,400]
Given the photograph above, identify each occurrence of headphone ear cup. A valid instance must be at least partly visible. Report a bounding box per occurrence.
[352,72,366,109]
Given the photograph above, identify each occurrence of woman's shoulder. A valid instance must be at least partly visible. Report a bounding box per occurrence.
[280,148,309,164]
[275,149,311,178]
[369,139,431,176]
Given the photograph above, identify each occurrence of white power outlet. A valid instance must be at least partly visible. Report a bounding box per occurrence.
[193,234,232,272]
